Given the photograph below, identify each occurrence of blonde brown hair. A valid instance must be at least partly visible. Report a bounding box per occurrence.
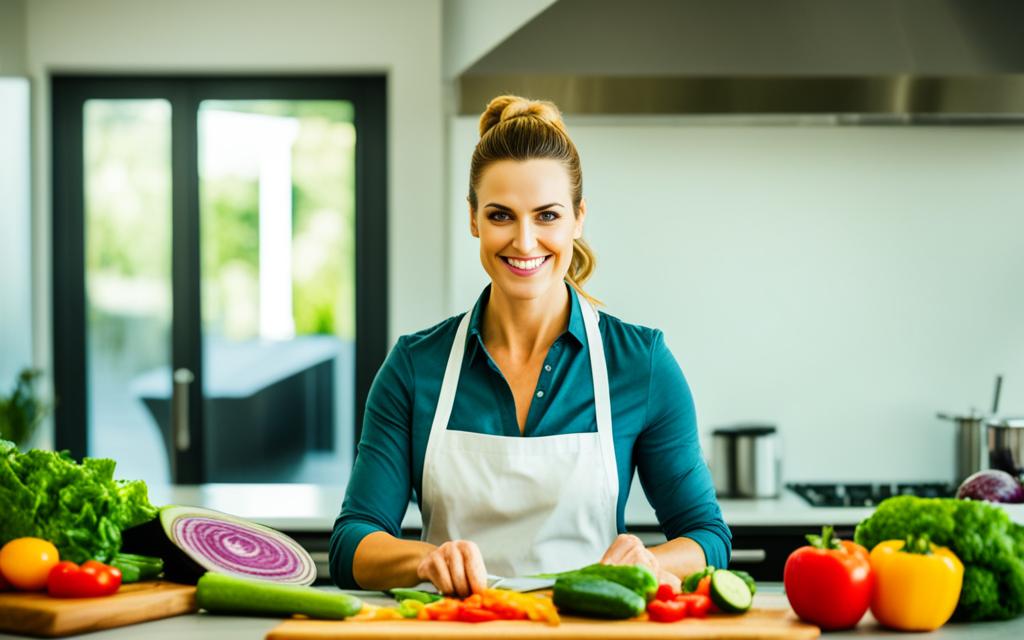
[469,95,601,308]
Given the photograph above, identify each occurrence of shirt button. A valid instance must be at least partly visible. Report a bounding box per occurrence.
[544,364,552,372]
[536,390,544,398]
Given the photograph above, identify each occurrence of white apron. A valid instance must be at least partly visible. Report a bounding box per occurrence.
[420,295,619,577]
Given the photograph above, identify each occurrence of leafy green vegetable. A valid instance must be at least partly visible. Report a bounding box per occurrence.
[0,439,158,563]
[854,496,1024,621]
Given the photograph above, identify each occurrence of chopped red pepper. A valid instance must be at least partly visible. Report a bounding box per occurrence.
[47,560,121,598]
[457,606,501,623]
[647,598,688,623]
[655,583,678,601]
[675,593,712,618]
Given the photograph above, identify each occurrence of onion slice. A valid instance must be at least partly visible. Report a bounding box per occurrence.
[160,505,317,585]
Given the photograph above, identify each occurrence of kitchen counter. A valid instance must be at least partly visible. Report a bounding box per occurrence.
[146,478,887,533]
[3,585,1022,640]
[144,480,1024,583]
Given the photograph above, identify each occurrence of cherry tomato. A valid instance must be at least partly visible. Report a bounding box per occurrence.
[0,537,60,591]
[47,560,122,598]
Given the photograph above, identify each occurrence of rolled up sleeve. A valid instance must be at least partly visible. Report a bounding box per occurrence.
[635,330,732,569]
[329,337,415,588]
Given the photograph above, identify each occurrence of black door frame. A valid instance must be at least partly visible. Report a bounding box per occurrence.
[52,75,387,483]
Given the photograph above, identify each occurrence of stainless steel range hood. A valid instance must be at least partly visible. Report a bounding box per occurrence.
[457,0,1024,120]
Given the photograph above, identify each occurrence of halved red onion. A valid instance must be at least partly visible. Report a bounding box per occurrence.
[160,505,316,585]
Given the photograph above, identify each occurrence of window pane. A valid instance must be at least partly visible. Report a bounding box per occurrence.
[197,100,356,483]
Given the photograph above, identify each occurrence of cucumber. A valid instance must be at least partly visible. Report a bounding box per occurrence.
[709,569,753,613]
[553,576,647,619]
[729,569,757,595]
[574,564,658,601]
[196,572,363,619]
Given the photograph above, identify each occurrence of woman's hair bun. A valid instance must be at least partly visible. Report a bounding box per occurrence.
[478,95,566,137]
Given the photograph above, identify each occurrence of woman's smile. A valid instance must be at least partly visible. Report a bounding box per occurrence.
[500,255,552,276]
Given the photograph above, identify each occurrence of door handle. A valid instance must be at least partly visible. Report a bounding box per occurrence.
[172,368,194,452]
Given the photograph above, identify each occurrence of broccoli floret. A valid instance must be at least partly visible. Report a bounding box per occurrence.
[854,496,1024,621]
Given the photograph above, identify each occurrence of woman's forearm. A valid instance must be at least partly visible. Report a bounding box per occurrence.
[351,531,437,590]
[649,536,708,579]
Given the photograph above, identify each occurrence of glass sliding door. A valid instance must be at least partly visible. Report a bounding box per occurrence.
[52,76,386,485]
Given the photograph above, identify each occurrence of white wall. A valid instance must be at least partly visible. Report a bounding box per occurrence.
[449,117,1024,482]
[24,0,445,446]
[0,78,32,388]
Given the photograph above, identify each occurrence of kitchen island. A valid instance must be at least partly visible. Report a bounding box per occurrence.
[2,586,1021,639]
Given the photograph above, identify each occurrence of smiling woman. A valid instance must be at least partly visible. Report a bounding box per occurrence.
[330,95,731,597]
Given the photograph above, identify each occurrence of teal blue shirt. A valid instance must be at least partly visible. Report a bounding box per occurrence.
[330,283,731,588]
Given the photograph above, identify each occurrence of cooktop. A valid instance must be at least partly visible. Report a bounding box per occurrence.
[787,482,956,507]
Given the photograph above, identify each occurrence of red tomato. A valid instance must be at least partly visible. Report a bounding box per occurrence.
[675,594,712,618]
[783,526,873,630]
[655,583,678,601]
[647,598,688,623]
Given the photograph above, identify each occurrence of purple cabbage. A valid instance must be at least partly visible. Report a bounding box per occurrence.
[956,470,1024,504]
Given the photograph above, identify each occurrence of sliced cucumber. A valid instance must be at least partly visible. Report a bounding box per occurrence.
[709,569,753,613]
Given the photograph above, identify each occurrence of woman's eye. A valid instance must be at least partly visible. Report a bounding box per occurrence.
[538,211,559,222]
[487,211,511,221]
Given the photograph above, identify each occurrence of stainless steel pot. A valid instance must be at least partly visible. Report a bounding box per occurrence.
[937,411,988,483]
[988,418,1024,477]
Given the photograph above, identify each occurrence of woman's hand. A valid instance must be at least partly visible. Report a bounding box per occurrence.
[600,534,682,591]
[415,540,488,597]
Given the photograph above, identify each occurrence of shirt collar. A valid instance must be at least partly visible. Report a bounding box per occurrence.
[467,282,587,356]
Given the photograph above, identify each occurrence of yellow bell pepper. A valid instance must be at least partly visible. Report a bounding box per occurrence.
[869,535,964,631]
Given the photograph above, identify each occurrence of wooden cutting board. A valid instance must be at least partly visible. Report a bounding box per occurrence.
[266,608,820,640]
[0,580,197,638]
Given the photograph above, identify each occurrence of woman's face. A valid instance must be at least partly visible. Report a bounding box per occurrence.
[471,159,585,303]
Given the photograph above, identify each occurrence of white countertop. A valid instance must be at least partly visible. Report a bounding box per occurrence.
[146,477,963,533]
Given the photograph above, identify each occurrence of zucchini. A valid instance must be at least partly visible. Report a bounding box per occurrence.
[574,563,658,601]
[196,572,363,619]
[709,569,753,613]
[553,576,646,619]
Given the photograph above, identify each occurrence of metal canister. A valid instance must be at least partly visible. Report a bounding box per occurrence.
[734,426,780,498]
